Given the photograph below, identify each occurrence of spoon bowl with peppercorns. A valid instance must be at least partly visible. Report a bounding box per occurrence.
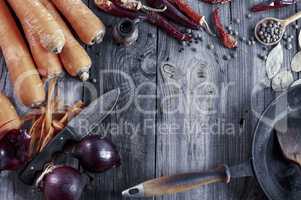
[255,11,301,46]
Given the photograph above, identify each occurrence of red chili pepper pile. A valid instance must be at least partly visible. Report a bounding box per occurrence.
[95,0,212,41]
[95,0,240,48]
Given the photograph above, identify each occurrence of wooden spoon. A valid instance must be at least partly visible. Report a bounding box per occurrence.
[275,116,301,166]
[255,11,301,46]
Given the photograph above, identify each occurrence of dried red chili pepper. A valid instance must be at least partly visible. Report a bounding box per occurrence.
[167,0,214,35]
[250,0,296,12]
[146,11,192,41]
[212,8,237,49]
[95,0,144,19]
[148,0,200,29]
[202,0,231,4]
[168,0,203,25]
[112,0,167,12]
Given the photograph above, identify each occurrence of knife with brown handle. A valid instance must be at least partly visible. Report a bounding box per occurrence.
[122,161,253,198]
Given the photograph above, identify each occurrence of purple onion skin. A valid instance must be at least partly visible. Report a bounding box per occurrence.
[0,129,30,171]
[0,139,20,171]
[42,166,86,200]
[75,135,121,173]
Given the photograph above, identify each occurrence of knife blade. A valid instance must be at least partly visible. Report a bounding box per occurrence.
[19,88,120,185]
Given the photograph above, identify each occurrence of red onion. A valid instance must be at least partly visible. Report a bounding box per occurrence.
[39,166,87,200]
[74,135,121,173]
[0,129,30,171]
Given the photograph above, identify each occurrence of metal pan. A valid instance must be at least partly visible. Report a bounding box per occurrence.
[123,85,301,199]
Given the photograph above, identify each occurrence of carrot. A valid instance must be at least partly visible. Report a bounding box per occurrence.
[6,0,65,53]
[0,92,22,140]
[40,0,92,81]
[51,0,106,45]
[0,0,46,107]
[23,22,64,78]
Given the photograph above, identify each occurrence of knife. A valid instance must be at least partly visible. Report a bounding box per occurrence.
[122,161,253,198]
[19,88,120,185]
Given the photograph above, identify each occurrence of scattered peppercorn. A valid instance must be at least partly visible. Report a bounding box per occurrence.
[207,44,215,50]
[293,24,299,29]
[147,33,155,38]
[234,18,241,24]
[230,52,237,58]
[286,44,293,50]
[227,26,233,31]
[240,36,246,42]
[258,54,264,60]
[246,13,252,19]
[223,55,231,60]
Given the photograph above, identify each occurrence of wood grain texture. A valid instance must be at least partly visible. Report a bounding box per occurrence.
[0,0,300,200]
[80,0,157,200]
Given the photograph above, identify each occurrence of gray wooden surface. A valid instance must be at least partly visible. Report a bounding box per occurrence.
[0,0,300,199]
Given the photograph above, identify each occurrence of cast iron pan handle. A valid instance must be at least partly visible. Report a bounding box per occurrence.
[123,165,230,197]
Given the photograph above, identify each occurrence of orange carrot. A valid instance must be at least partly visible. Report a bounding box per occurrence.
[23,22,64,78]
[51,0,106,45]
[6,0,65,53]
[0,92,22,140]
[0,0,46,107]
[40,0,92,81]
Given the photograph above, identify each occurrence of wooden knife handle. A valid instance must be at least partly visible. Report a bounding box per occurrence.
[123,165,230,197]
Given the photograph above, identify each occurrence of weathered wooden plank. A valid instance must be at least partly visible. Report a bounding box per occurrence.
[155,2,229,200]
[228,1,267,200]
[80,1,157,200]
[228,1,297,200]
